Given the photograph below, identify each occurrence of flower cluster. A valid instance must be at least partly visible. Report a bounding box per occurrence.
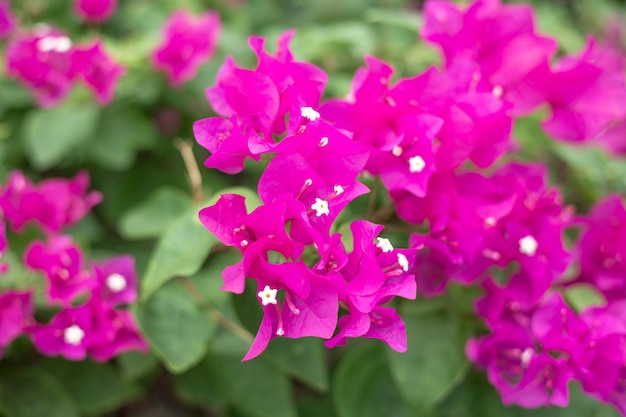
[0,171,147,362]
[468,195,626,413]
[195,32,417,360]
[193,0,626,414]
[1,3,222,106]
[151,9,222,87]
[5,24,124,107]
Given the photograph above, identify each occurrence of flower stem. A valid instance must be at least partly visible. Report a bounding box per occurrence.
[174,138,203,204]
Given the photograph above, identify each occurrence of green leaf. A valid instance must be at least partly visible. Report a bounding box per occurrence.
[22,99,99,170]
[387,311,469,413]
[334,344,415,417]
[88,105,159,170]
[364,9,421,31]
[38,358,140,415]
[564,284,606,313]
[0,368,79,417]
[264,337,329,392]
[135,280,216,373]
[177,353,297,417]
[141,186,261,301]
[119,186,190,240]
[117,351,160,381]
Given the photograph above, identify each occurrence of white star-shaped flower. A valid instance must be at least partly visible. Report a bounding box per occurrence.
[105,273,127,292]
[518,235,538,257]
[257,285,278,306]
[63,325,85,346]
[409,155,426,173]
[311,198,330,217]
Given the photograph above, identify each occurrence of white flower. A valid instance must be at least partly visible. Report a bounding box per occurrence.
[63,325,85,346]
[392,146,403,157]
[257,285,278,306]
[105,273,127,292]
[518,235,538,257]
[311,198,330,217]
[408,155,426,173]
[333,184,344,196]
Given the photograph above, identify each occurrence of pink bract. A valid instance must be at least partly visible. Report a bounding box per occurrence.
[151,9,221,87]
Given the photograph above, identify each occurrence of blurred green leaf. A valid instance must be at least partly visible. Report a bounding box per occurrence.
[117,351,160,381]
[141,186,261,301]
[177,352,297,417]
[0,368,79,417]
[38,358,140,415]
[119,186,190,240]
[564,284,606,312]
[334,344,415,417]
[387,311,469,413]
[135,280,216,373]
[22,99,99,170]
[365,8,421,32]
[88,104,159,170]
[264,337,329,392]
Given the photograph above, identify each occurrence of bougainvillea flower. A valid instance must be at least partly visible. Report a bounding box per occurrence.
[326,306,409,352]
[87,296,148,362]
[151,9,221,87]
[0,1,16,38]
[421,0,557,114]
[0,170,102,234]
[72,40,125,104]
[206,31,326,138]
[467,323,574,408]
[24,236,94,304]
[577,301,626,413]
[244,276,338,361]
[0,291,34,357]
[30,303,93,360]
[542,39,626,142]
[74,0,118,23]
[573,195,626,300]
[5,26,77,107]
[92,255,137,307]
[193,115,270,174]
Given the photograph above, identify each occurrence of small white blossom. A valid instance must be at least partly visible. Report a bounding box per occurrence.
[257,285,278,306]
[492,85,504,98]
[300,107,320,122]
[484,217,497,227]
[518,235,538,257]
[409,155,426,173]
[105,273,127,292]
[63,325,85,346]
[392,146,403,157]
[520,347,534,369]
[333,184,344,196]
[311,198,330,217]
[376,237,394,253]
[37,35,72,53]
[397,253,409,272]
